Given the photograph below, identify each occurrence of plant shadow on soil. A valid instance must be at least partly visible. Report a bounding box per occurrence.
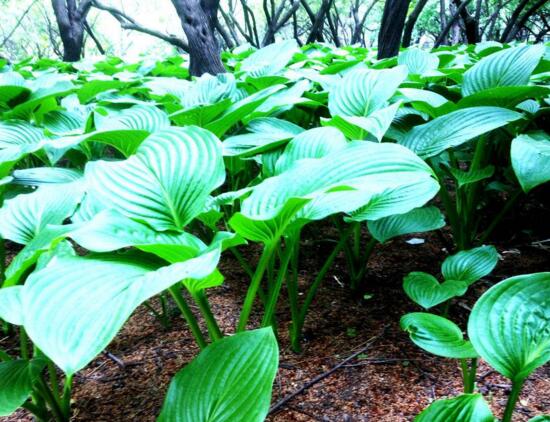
[3,191,550,422]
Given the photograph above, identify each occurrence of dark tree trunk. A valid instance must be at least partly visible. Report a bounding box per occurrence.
[434,0,473,46]
[402,0,429,47]
[451,0,479,43]
[504,0,548,41]
[51,0,92,61]
[377,0,411,59]
[499,0,530,41]
[306,0,333,44]
[171,0,225,76]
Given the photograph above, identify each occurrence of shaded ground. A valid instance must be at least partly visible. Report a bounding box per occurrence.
[3,209,550,421]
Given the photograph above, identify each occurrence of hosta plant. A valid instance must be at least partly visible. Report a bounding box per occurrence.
[404,272,550,422]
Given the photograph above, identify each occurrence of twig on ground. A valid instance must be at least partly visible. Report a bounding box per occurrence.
[104,351,126,369]
[269,325,389,414]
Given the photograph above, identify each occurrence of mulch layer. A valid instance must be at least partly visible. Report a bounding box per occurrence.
[3,212,550,421]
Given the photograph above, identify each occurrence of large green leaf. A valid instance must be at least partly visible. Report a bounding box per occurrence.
[2,225,73,287]
[403,272,468,309]
[323,102,401,141]
[85,126,224,231]
[222,117,304,157]
[399,106,522,159]
[458,86,550,109]
[53,105,171,157]
[462,45,545,96]
[0,120,46,178]
[205,85,285,137]
[0,359,45,417]
[68,209,205,261]
[0,182,83,244]
[398,48,439,75]
[0,286,24,324]
[328,66,407,117]
[367,206,445,243]
[468,272,550,382]
[441,245,498,286]
[6,73,74,119]
[401,312,478,359]
[415,394,494,422]
[230,142,438,243]
[20,248,222,375]
[240,39,299,77]
[275,127,348,174]
[0,72,30,105]
[511,133,550,193]
[158,328,278,422]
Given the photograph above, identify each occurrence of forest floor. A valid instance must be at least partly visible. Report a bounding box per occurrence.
[3,197,550,422]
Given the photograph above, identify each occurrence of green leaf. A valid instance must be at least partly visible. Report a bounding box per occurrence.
[240,39,299,77]
[222,117,303,157]
[450,165,495,188]
[399,106,522,159]
[6,73,74,119]
[403,272,468,309]
[275,127,348,174]
[401,313,478,359]
[415,394,494,422]
[0,72,30,105]
[85,126,224,231]
[328,66,408,117]
[158,328,278,422]
[458,86,550,109]
[21,248,222,375]
[229,142,438,243]
[462,45,545,96]
[68,209,206,262]
[442,245,499,286]
[2,225,73,287]
[398,48,439,75]
[11,167,82,186]
[0,286,24,325]
[511,133,550,193]
[324,102,401,141]
[205,85,285,137]
[529,416,550,422]
[0,120,46,178]
[55,105,171,158]
[0,182,83,244]
[43,110,86,136]
[179,73,237,108]
[0,359,45,417]
[468,272,550,382]
[367,206,445,243]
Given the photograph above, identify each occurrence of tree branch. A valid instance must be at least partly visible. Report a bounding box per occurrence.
[92,0,188,51]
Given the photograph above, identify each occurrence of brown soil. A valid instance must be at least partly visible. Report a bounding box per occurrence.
[3,223,549,422]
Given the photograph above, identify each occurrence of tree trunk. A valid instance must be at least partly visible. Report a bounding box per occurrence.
[435,0,473,46]
[402,0,429,47]
[505,0,548,41]
[451,0,479,43]
[377,0,411,59]
[51,0,92,61]
[171,0,225,76]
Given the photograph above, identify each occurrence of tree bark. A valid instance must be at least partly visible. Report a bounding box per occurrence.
[306,0,333,44]
[171,0,225,76]
[451,0,479,43]
[51,0,93,61]
[402,0,430,47]
[504,0,548,41]
[499,0,530,41]
[377,0,411,59]
[434,0,474,46]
